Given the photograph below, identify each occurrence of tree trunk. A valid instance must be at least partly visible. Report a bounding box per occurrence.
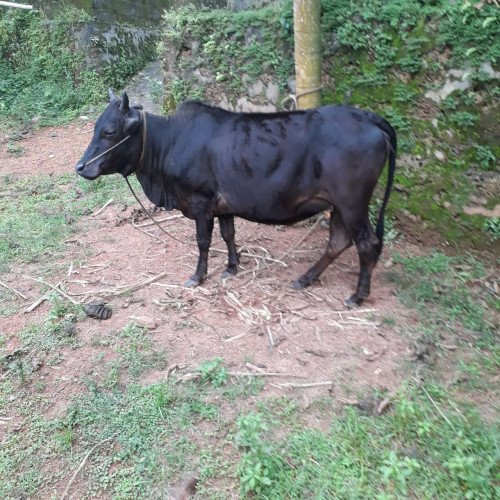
[293,0,321,109]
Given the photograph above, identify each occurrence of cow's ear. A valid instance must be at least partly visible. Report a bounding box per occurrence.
[124,108,141,135]
[108,88,117,102]
[120,92,130,112]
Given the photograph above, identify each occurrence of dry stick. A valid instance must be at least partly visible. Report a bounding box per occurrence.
[222,332,246,343]
[92,198,114,217]
[24,280,63,313]
[280,214,324,260]
[135,214,184,228]
[331,308,377,315]
[420,384,454,429]
[60,437,114,500]
[272,381,333,389]
[67,271,169,298]
[0,1,33,9]
[228,371,307,378]
[0,279,28,300]
[266,325,275,348]
[25,276,78,305]
[110,271,170,296]
[0,367,14,381]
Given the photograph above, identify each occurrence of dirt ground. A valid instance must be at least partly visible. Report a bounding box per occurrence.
[0,118,422,419]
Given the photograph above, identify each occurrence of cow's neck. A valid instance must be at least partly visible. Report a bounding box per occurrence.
[134,112,179,211]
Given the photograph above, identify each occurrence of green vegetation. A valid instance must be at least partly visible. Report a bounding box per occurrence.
[3,334,497,498]
[388,252,494,340]
[235,384,498,499]
[198,357,229,388]
[161,6,294,107]
[0,173,140,275]
[387,251,498,393]
[0,6,156,129]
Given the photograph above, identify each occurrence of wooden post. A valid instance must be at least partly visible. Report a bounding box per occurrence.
[293,0,321,109]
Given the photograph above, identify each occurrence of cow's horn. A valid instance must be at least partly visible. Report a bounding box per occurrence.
[108,88,117,102]
[120,92,130,112]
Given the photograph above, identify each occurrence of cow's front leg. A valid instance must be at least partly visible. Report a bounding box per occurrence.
[184,214,214,287]
[218,215,239,279]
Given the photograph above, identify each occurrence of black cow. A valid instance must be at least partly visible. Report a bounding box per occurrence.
[77,90,396,307]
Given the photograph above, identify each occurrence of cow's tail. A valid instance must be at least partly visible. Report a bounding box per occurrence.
[371,115,397,255]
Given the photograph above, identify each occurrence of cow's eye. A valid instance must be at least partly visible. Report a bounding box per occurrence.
[102,130,115,138]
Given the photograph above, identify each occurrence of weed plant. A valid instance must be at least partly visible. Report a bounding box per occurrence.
[235,384,498,498]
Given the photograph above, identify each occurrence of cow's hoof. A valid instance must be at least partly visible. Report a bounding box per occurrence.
[292,277,311,290]
[344,295,363,309]
[184,277,201,288]
[221,268,237,280]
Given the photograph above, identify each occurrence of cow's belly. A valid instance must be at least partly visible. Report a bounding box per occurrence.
[216,192,331,225]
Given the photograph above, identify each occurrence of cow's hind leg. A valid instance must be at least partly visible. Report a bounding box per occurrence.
[343,215,381,308]
[218,215,239,278]
[292,210,352,289]
[185,213,214,288]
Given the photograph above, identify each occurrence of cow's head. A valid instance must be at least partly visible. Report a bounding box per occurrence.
[76,90,144,180]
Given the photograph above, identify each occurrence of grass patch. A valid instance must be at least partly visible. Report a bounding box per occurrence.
[235,384,499,498]
[0,173,141,273]
[0,379,224,498]
[387,252,494,340]
[0,353,268,497]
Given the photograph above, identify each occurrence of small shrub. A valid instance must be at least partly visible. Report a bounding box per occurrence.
[483,218,499,242]
[198,358,228,388]
[236,412,281,496]
[474,145,496,171]
[448,111,480,128]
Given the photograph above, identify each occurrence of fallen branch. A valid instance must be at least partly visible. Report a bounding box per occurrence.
[67,272,169,298]
[228,371,307,378]
[117,271,169,295]
[24,290,53,313]
[134,214,184,227]
[272,381,332,389]
[0,279,28,300]
[60,437,114,500]
[24,277,78,305]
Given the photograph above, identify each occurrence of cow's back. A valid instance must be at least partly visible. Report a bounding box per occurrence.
[169,103,388,223]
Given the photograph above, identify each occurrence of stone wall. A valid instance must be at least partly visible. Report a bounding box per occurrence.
[73,21,158,69]
[161,7,294,112]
